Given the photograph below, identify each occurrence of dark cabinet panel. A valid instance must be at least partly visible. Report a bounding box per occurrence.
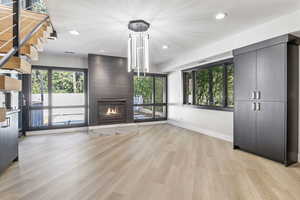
[257,44,286,101]
[0,125,8,172]
[234,101,256,153]
[256,102,285,162]
[234,51,257,101]
[0,113,19,173]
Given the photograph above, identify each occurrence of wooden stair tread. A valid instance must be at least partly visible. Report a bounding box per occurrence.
[0,75,22,91]
[0,108,5,122]
[0,56,31,74]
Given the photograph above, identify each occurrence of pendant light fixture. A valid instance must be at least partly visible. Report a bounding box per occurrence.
[127,20,150,76]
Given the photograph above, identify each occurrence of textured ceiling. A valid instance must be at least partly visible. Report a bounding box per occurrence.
[44,0,300,66]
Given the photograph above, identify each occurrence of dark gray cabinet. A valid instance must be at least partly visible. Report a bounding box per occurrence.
[234,101,256,153]
[233,35,299,166]
[234,51,257,101]
[256,102,285,162]
[257,44,286,101]
[0,112,19,173]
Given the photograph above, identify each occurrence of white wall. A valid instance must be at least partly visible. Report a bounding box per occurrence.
[32,53,88,69]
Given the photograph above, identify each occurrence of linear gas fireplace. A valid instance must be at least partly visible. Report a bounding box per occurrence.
[98,99,127,124]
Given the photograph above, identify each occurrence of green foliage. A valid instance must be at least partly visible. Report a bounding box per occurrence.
[195,69,210,105]
[191,64,234,107]
[32,70,84,94]
[52,71,84,93]
[32,70,48,94]
[134,76,166,104]
[155,77,165,103]
[227,65,234,107]
[184,72,193,104]
[212,66,224,106]
[134,76,153,104]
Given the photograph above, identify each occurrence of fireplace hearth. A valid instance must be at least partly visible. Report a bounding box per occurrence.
[98,99,127,124]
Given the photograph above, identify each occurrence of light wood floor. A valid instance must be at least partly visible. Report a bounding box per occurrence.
[0,124,300,200]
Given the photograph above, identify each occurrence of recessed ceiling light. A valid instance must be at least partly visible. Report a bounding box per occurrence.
[69,30,80,35]
[215,12,227,20]
[100,50,106,53]
[162,45,169,50]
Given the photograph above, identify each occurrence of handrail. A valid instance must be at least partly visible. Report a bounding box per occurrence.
[0,0,52,69]
[0,15,49,68]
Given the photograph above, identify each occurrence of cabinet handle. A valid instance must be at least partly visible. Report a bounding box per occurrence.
[252,102,257,111]
[251,91,256,99]
[257,103,261,111]
[256,91,261,99]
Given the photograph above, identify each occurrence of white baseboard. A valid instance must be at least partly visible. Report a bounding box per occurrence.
[167,119,233,142]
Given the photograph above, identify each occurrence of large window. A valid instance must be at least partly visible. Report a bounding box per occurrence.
[133,74,167,121]
[183,59,234,110]
[29,67,87,129]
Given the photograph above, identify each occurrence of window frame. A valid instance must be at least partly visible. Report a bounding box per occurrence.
[182,58,234,112]
[27,66,88,130]
[133,72,168,122]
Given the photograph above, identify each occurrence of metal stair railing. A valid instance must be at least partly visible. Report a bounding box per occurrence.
[0,0,50,69]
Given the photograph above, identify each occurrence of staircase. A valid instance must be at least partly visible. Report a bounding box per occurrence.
[0,0,53,74]
[0,0,54,122]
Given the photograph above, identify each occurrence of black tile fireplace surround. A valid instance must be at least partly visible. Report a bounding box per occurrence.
[98,99,127,124]
[88,54,134,125]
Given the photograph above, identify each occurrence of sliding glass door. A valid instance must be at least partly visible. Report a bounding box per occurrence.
[133,73,167,121]
[28,67,87,130]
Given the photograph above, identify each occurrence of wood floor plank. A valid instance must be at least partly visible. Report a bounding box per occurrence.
[0,124,299,200]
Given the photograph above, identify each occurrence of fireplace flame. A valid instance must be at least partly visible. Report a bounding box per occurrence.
[106,107,118,115]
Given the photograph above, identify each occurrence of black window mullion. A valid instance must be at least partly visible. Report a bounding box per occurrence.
[84,70,88,125]
[152,76,155,119]
[223,65,228,107]
[208,69,213,105]
[192,71,196,105]
[48,69,52,126]
[182,72,186,104]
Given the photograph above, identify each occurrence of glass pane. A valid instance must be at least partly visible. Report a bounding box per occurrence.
[31,69,49,107]
[195,69,209,105]
[30,109,49,127]
[52,108,85,126]
[227,64,234,107]
[134,106,153,120]
[133,76,153,104]
[52,71,85,106]
[211,66,224,106]
[155,77,166,104]
[155,106,166,119]
[183,72,193,104]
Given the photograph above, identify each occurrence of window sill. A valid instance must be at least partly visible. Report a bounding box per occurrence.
[182,104,234,112]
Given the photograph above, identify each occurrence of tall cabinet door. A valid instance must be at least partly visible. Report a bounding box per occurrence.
[234,51,257,101]
[256,102,285,162]
[234,101,256,153]
[257,44,286,101]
